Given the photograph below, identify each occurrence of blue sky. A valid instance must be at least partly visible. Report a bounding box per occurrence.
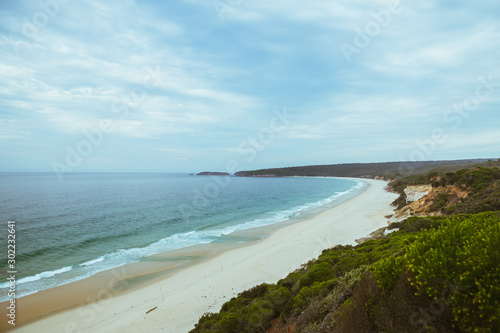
[1,0,499,173]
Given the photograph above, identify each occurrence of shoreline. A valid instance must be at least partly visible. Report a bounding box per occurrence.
[0,177,363,330]
[1,176,361,302]
[7,178,397,333]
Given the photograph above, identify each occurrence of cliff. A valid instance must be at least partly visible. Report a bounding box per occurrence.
[403,184,432,203]
[389,185,468,223]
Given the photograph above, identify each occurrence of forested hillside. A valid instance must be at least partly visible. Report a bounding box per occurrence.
[235,159,491,178]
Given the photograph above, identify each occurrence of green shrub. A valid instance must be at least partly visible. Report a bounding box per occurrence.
[372,255,405,293]
[192,312,218,331]
[405,212,500,332]
[219,312,239,331]
[246,300,275,329]
[394,216,447,233]
[293,280,335,310]
[268,286,291,310]
[429,192,449,212]
[238,283,269,299]
[446,205,456,214]
[277,270,303,291]
[299,261,334,288]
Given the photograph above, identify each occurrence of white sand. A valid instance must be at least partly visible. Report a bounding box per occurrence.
[14,178,397,333]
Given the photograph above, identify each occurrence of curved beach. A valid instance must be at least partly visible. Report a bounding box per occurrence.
[11,178,397,333]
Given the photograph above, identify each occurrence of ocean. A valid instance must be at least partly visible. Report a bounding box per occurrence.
[0,173,367,301]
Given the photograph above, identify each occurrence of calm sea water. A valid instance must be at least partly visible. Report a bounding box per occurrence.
[0,173,366,301]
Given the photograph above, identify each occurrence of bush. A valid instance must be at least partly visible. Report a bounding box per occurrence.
[429,192,449,212]
[246,300,275,329]
[372,255,405,292]
[219,312,239,331]
[293,280,335,310]
[299,262,335,288]
[395,216,447,233]
[405,212,500,332]
[268,286,291,310]
[239,283,269,299]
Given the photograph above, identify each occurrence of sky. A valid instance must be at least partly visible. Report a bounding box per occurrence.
[0,0,499,174]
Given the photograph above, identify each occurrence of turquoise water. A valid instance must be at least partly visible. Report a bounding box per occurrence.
[0,173,366,301]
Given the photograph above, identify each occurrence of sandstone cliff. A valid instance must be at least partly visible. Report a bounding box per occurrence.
[403,185,432,203]
[389,185,468,223]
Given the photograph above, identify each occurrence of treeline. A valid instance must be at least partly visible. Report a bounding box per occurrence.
[190,161,500,333]
[235,159,492,178]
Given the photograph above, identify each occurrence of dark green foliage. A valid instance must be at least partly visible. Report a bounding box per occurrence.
[196,312,219,330]
[336,271,458,333]
[390,173,432,194]
[429,192,449,211]
[405,212,500,332]
[299,262,335,288]
[235,159,491,179]
[391,215,448,232]
[246,300,275,328]
[371,212,500,333]
[219,312,239,331]
[238,283,269,299]
[433,167,500,191]
[268,287,290,311]
[392,192,408,209]
[292,280,335,311]
[372,255,405,292]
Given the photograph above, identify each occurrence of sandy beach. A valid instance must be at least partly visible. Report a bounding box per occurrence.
[9,178,397,333]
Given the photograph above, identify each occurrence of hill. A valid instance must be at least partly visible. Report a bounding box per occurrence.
[234,159,492,179]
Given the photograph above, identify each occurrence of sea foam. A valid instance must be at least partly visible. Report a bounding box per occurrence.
[0,177,367,302]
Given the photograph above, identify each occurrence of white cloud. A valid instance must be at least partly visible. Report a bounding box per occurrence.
[0,120,31,142]
[443,130,500,149]
[0,0,499,171]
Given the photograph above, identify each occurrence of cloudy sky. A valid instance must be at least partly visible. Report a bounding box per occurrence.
[1,0,499,173]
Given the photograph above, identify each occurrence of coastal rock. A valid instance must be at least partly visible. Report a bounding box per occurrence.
[390,185,468,223]
[404,185,432,203]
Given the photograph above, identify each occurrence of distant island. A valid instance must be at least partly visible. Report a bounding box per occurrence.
[196,172,230,176]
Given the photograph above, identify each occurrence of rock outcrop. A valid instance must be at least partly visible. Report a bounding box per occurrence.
[389,185,468,223]
[404,185,432,203]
